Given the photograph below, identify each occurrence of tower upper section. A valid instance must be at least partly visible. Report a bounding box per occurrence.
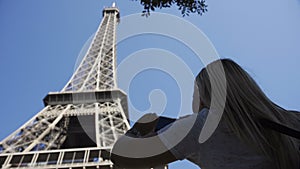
[103,4,120,22]
[63,5,120,92]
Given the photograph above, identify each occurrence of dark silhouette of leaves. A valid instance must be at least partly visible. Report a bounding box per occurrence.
[134,0,208,17]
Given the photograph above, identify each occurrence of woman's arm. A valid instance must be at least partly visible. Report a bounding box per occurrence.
[111,134,177,168]
[111,109,207,168]
[111,113,178,168]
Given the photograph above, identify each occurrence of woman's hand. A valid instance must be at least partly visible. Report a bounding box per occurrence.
[127,113,159,137]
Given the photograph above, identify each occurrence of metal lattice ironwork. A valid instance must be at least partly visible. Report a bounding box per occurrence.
[0,4,136,169]
[63,6,119,92]
[0,105,70,153]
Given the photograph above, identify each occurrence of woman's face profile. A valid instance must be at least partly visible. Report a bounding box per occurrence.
[192,81,201,113]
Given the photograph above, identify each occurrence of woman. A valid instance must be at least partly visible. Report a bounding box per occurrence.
[111,59,300,169]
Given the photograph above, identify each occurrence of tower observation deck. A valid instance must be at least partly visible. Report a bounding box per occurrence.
[0,4,146,169]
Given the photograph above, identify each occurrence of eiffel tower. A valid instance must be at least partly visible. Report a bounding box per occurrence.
[0,4,132,169]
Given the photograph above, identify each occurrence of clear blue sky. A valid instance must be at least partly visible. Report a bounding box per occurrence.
[0,0,300,168]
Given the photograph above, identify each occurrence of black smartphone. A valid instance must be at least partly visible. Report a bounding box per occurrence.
[155,116,176,132]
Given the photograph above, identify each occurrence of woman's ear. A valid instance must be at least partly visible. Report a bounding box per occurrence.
[192,82,201,113]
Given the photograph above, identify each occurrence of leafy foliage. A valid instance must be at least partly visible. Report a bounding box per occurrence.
[134,0,208,17]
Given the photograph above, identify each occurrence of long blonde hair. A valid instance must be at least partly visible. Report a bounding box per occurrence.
[196,59,300,169]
